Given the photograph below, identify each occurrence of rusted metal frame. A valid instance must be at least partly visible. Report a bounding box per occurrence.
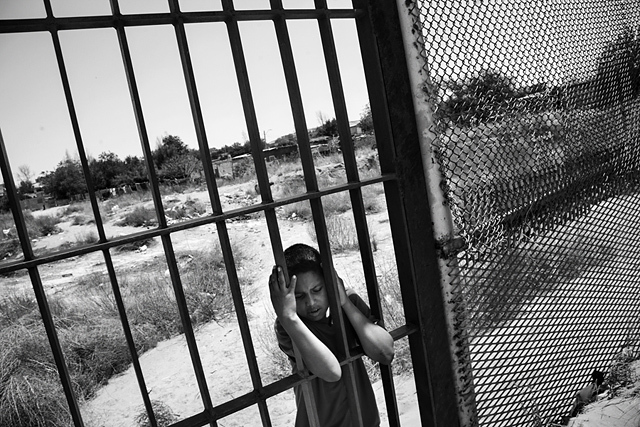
[314,2,402,426]
[0,131,85,426]
[355,0,467,426]
[109,1,216,424]
[396,3,475,422]
[269,2,365,426]
[167,4,272,425]
[0,10,358,34]
[0,176,392,275]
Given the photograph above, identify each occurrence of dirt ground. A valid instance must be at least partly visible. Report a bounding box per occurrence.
[5,181,421,427]
[7,180,638,426]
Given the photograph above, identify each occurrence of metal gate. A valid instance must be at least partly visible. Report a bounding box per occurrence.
[0,1,461,427]
[398,0,640,426]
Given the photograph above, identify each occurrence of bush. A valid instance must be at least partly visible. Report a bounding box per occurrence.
[165,197,206,221]
[0,238,21,260]
[308,215,359,252]
[0,324,73,427]
[117,206,157,227]
[25,213,61,237]
[134,400,179,427]
[74,230,98,245]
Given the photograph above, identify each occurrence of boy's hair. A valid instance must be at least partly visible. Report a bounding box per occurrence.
[284,243,323,277]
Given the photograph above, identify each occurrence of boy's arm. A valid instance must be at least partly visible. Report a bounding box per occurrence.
[269,266,342,382]
[337,275,395,365]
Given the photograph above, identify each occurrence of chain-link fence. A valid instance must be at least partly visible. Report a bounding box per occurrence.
[404,1,640,426]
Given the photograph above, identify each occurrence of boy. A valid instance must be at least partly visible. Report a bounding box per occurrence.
[269,243,394,427]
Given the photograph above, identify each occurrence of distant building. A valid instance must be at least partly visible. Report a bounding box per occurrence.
[349,120,363,136]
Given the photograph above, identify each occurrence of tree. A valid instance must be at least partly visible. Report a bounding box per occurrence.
[358,104,374,133]
[39,155,87,199]
[438,68,517,126]
[315,118,338,138]
[153,134,188,170]
[16,164,35,198]
[158,152,202,181]
[116,156,148,185]
[89,151,126,190]
[595,26,640,107]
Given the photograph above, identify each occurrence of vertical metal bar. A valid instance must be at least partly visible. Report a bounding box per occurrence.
[109,1,216,424]
[43,1,107,243]
[355,0,465,425]
[221,0,274,202]
[167,2,272,425]
[222,0,298,427]
[45,11,160,422]
[313,1,401,425]
[102,250,159,427]
[394,3,477,426]
[270,2,364,426]
[0,129,85,427]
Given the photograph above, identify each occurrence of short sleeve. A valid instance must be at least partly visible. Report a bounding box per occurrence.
[348,292,377,323]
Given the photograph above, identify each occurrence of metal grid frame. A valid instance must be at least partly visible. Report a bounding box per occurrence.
[399,1,640,426]
[0,1,462,426]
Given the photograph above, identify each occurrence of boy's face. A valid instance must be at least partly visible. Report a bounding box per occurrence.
[294,270,329,321]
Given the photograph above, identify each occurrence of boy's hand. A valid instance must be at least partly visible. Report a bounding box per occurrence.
[269,265,297,321]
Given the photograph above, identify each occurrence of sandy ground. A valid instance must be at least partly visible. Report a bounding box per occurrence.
[7,182,638,427]
[568,361,640,427]
[6,181,422,426]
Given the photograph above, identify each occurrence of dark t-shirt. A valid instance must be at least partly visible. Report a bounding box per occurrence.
[275,293,380,427]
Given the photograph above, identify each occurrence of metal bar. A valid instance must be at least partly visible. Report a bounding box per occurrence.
[269,1,365,426]
[109,1,216,423]
[46,10,158,421]
[394,1,477,425]
[0,10,359,34]
[0,130,85,427]
[108,0,165,228]
[222,0,273,201]
[357,1,466,426]
[103,250,158,426]
[0,176,393,275]
[168,1,271,425]
[313,2,402,425]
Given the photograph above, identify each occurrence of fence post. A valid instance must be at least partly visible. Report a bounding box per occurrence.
[363,0,478,425]
[392,2,478,426]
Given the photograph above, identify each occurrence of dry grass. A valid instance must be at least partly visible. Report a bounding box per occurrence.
[0,241,246,427]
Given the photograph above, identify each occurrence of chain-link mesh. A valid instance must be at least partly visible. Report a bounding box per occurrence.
[407,1,640,426]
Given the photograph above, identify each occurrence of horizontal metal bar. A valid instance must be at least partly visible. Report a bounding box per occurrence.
[0,174,393,274]
[164,323,419,427]
[0,9,359,34]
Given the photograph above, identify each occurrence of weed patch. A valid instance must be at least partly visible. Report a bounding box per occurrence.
[117,206,157,227]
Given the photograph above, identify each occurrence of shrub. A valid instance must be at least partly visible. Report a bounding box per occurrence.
[134,400,179,427]
[0,238,21,260]
[117,206,157,227]
[0,324,73,427]
[74,230,99,245]
[31,215,60,237]
[308,215,359,252]
[71,214,94,226]
[165,197,206,221]
[114,237,155,252]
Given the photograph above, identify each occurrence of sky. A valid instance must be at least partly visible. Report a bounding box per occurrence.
[0,0,365,181]
[1,0,639,184]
